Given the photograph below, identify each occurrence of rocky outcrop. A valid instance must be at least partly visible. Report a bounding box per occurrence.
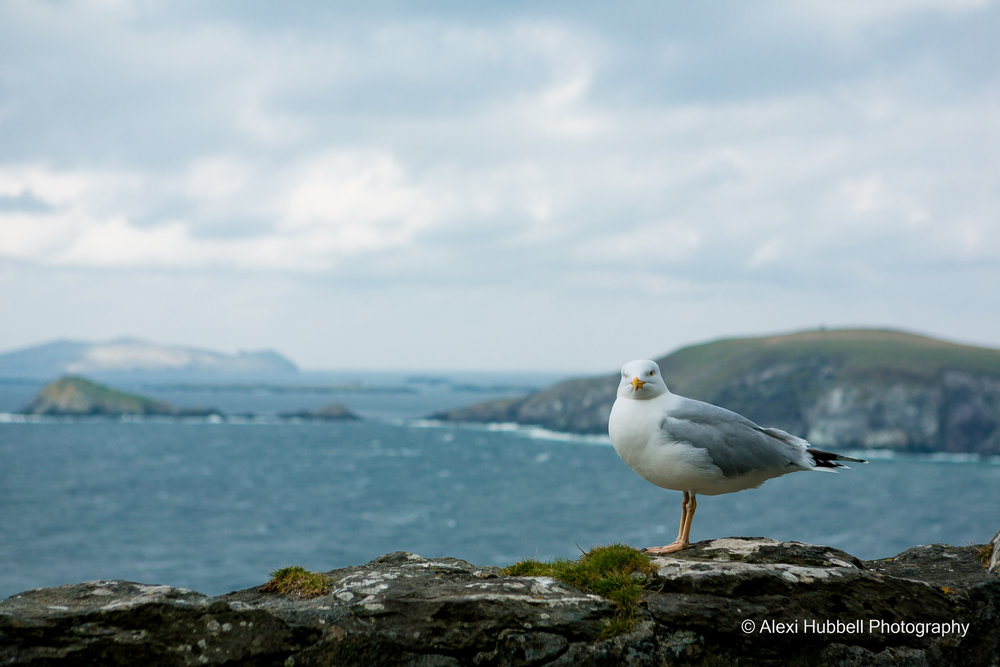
[432,377,617,435]
[434,329,1000,455]
[18,377,361,421]
[2,538,997,666]
[20,376,175,416]
[279,402,361,421]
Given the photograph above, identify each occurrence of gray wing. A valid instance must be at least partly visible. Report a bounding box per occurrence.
[660,396,810,477]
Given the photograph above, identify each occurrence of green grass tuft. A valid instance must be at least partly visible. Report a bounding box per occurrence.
[503,544,656,639]
[261,565,329,598]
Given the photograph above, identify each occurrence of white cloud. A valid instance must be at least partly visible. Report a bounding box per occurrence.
[0,1,997,368]
[0,166,91,206]
[282,151,435,230]
[0,213,76,259]
[179,157,258,211]
[573,223,701,264]
[746,238,785,270]
[0,153,449,270]
[779,0,995,38]
[834,175,930,226]
[54,218,194,267]
[501,70,606,139]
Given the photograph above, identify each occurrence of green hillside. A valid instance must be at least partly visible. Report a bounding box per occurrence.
[658,329,1000,400]
[21,376,175,416]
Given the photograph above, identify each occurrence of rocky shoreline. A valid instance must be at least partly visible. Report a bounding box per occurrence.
[3,533,998,666]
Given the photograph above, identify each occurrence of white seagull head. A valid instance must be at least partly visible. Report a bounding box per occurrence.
[617,359,669,400]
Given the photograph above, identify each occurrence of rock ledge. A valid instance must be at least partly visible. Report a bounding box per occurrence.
[2,538,998,666]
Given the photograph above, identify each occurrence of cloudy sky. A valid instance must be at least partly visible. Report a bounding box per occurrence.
[1,1,997,373]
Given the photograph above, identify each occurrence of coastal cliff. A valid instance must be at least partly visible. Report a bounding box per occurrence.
[2,535,998,666]
[433,329,1000,455]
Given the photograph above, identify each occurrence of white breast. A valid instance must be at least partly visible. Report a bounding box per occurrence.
[609,394,724,493]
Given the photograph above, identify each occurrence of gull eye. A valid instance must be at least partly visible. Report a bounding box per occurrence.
[649,370,655,376]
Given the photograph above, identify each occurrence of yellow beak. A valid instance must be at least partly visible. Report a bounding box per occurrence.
[631,377,646,391]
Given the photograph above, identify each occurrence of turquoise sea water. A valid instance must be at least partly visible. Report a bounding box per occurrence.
[1,377,998,599]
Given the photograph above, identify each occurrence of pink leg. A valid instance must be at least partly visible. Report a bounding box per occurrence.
[645,491,697,554]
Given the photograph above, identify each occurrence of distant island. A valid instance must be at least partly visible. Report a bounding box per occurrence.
[0,338,298,379]
[19,376,359,421]
[22,376,176,417]
[432,328,1000,456]
[279,403,362,421]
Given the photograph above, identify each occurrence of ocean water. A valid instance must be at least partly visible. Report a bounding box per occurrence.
[1,376,998,600]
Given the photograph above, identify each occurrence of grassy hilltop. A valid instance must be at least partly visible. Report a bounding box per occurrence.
[660,328,1000,398]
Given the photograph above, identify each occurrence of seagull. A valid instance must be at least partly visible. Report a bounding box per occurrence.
[608,359,865,554]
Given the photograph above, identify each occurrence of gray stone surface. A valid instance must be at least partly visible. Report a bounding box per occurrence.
[2,538,998,666]
[990,529,1000,574]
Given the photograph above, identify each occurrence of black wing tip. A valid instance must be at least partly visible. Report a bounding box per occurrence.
[808,447,868,468]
